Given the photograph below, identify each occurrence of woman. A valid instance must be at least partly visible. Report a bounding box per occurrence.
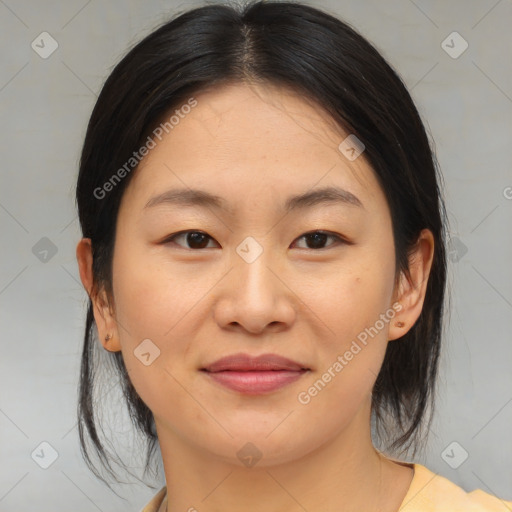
[74,1,512,511]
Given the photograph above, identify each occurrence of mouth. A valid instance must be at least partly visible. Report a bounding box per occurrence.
[200,353,310,395]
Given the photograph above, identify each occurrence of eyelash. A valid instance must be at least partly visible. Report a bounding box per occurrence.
[162,230,349,251]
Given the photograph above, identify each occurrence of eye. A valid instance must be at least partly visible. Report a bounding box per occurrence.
[164,230,218,250]
[163,229,347,251]
[292,230,346,250]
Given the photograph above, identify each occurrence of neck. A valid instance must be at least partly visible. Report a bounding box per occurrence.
[155,400,411,512]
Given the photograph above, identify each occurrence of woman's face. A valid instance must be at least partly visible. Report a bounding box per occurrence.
[87,82,428,466]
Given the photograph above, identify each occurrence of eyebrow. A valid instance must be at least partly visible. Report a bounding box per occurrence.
[143,185,363,214]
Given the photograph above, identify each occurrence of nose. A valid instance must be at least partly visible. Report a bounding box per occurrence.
[213,244,297,335]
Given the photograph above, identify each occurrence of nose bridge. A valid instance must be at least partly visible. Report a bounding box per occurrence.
[209,205,302,332]
[211,233,297,333]
[233,235,277,302]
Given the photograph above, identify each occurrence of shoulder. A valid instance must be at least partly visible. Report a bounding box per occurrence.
[399,463,512,512]
[139,468,512,512]
[140,486,167,512]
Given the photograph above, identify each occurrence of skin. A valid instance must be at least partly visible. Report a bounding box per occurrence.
[76,82,434,512]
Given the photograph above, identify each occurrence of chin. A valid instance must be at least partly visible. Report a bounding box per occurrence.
[197,426,316,469]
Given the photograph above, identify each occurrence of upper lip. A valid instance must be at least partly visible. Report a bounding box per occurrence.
[201,353,309,372]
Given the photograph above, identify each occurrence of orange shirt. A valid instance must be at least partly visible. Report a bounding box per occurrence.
[141,462,512,512]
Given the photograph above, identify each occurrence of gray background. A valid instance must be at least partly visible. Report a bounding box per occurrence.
[1,0,511,510]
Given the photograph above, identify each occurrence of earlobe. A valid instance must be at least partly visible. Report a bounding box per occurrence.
[388,229,435,341]
[92,288,122,352]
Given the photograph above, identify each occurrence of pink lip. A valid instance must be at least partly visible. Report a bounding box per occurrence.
[201,353,310,394]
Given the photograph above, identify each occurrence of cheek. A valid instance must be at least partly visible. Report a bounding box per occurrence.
[310,254,396,351]
[112,242,192,341]
[298,248,396,409]
[110,245,194,406]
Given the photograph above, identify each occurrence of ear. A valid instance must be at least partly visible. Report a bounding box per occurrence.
[388,229,435,341]
[76,238,121,352]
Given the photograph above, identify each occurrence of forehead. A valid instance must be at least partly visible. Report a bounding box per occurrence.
[120,82,383,213]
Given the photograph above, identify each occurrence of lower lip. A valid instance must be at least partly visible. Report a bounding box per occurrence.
[203,370,308,394]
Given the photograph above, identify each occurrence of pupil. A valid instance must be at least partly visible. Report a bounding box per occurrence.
[307,232,327,249]
[188,232,208,249]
